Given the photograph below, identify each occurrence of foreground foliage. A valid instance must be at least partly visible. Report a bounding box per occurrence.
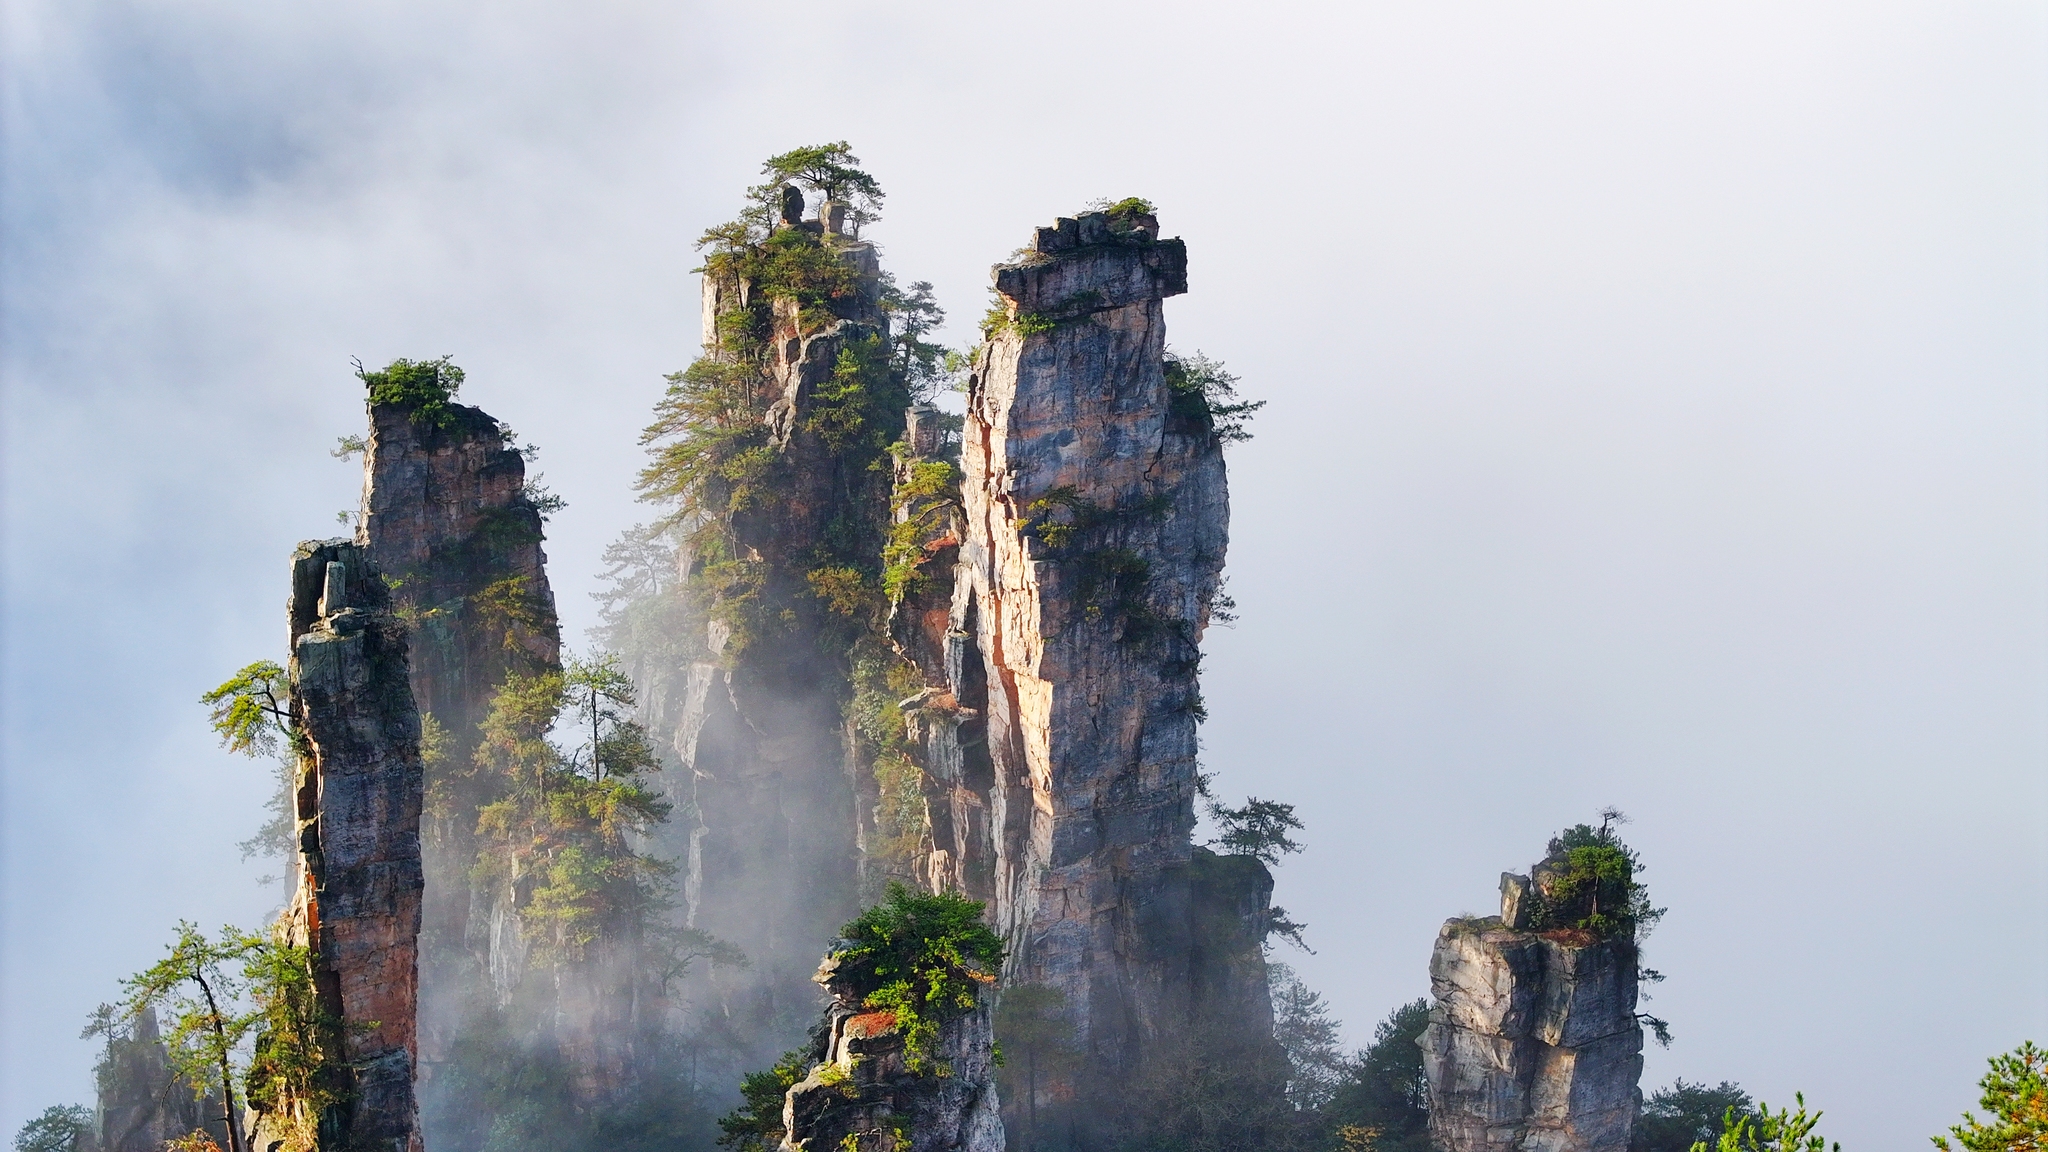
[1935,1042,2048,1152]
[830,884,1004,1072]
[1689,1094,1839,1152]
[11,1106,93,1152]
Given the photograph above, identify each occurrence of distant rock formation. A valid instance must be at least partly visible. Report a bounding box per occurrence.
[93,1007,224,1152]
[275,539,426,1152]
[890,207,1284,1142]
[1422,874,1643,1152]
[781,955,1002,1152]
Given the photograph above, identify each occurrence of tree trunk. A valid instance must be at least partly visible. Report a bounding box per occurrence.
[194,972,246,1152]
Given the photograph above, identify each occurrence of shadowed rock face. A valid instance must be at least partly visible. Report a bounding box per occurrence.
[282,540,426,1152]
[781,957,1002,1152]
[1422,894,1644,1152]
[354,398,566,1099]
[356,399,560,745]
[651,223,889,1067]
[893,210,1279,1139]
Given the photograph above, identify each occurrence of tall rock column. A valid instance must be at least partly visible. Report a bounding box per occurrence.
[918,208,1276,1135]
[654,207,887,1059]
[354,397,560,1075]
[280,539,426,1152]
[1422,879,1644,1152]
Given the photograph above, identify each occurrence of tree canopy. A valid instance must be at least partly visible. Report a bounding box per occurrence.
[1935,1041,2048,1152]
[828,883,1004,1071]
[11,1106,93,1152]
[754,142,884,232]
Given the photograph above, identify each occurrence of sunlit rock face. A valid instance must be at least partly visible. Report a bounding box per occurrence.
[1422,893,1644,1152]
[356,398,560,743]
[281,539,426,1152]
[781,956,1002,1152]
[896,210,1280,1139]
[355,398,563,1089]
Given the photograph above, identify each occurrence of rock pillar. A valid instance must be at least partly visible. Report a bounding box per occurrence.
[901,208,1279,1140]
[280,539,426,1152]
[1422,882,1643,1152]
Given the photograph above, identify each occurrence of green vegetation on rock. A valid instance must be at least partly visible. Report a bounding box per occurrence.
[358,356,464,430]
[828,883,1004,1073]
[1530,809,1665,942]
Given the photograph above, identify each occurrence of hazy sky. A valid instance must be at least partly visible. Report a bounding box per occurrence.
[4,2,2043,1146]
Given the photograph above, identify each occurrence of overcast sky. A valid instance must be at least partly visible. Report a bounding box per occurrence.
[4,2,2044,1146]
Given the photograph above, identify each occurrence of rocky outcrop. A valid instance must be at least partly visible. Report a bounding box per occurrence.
[356,399,559,722]
[277,539,426,1152]
[781,956,1001,1152]
[893,208,1280,1139]
[354,395,562,1088]
[1422,882,1643,1152]
[93,1007,223,1152]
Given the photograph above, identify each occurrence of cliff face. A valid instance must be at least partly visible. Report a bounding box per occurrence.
[781,956,1002,1152]
[279,540,427,1152]
[356,398,560,741]
[652,214,889,1057]
[1422,882,1643,1152]
[354,399,562,1080]
[896,209,1277,1136]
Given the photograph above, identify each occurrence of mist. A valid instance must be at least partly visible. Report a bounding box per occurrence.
[4,2,2045,1148]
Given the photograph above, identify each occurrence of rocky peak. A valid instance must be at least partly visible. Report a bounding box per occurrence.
[269,539,426,1152]
[1422,871,1644,1151]
[885,208,1280,1143]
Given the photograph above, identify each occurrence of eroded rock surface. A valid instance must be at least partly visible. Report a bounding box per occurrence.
[278,540,426,1152]
[782,957,1001,1152]
[893,209,1281,1138]
[1422,884,1643,1152]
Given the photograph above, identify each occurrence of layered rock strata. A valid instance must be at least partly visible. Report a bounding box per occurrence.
[894,209,1280,1135]
[782,956,1002,1152]
[278,539,426,1152]
[1421,880,1643,1152]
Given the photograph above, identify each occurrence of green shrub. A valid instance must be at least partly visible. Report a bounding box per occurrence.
[829,884,1004,1073]
[1164,351,1263,444]
[1528,812,1663,942]
[358,356,464,429]
[716,1050,811,1151]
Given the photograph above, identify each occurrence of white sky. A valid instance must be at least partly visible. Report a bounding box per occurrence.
[3,2,2044,1147]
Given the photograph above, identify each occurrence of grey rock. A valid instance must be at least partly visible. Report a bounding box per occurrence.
[263,540,425,1152]
[781,958,1002,1152]
[1501,872,1534,929]
[1422,920,1643,1152]
[883,212,1284,1143]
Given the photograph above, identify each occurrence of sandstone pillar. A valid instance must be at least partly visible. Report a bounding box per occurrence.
[1422,882,1643,1152]
[281,540,426,1152]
